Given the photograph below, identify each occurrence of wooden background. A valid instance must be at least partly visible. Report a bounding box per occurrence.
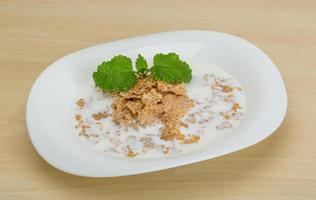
[1,1,315,199]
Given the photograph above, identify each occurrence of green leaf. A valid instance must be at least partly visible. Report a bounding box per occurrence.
[135,54,148,76]
[93,55,137,92]
[151,53,192,83]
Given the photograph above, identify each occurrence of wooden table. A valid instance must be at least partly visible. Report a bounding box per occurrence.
[1,1,315,199]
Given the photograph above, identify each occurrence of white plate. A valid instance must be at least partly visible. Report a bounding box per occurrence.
[26,30,287,177]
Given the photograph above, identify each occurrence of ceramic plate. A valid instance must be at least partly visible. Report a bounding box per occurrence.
[26,30,287,177]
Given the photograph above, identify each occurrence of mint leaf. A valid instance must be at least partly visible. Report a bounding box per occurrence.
[151,53,192,83]
[135,54,148,76]
[93,55,137,92]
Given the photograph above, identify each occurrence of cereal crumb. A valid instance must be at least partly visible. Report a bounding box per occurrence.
[160,126,178,141]
[157,81,186,96]
[92,112,109,120]
[140,137,155,152]
[157,145,169,154]
[231,103,241,112]
[76,98,85,109]
[235,86,242,91]
[216,121,233,130]
[74,114,82,121]
[220,112,231,120]
[126,101,143,114]
[176,132,185,140]
[182,135,200,144]
[222,85,233,93]
[127,150,138,157]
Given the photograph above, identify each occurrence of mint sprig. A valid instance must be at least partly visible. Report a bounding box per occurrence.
[93,53,192,92]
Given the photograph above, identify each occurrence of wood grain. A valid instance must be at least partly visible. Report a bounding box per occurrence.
[1,1,316,199]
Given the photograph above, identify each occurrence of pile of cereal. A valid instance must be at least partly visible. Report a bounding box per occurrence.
[111,76,198,143]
